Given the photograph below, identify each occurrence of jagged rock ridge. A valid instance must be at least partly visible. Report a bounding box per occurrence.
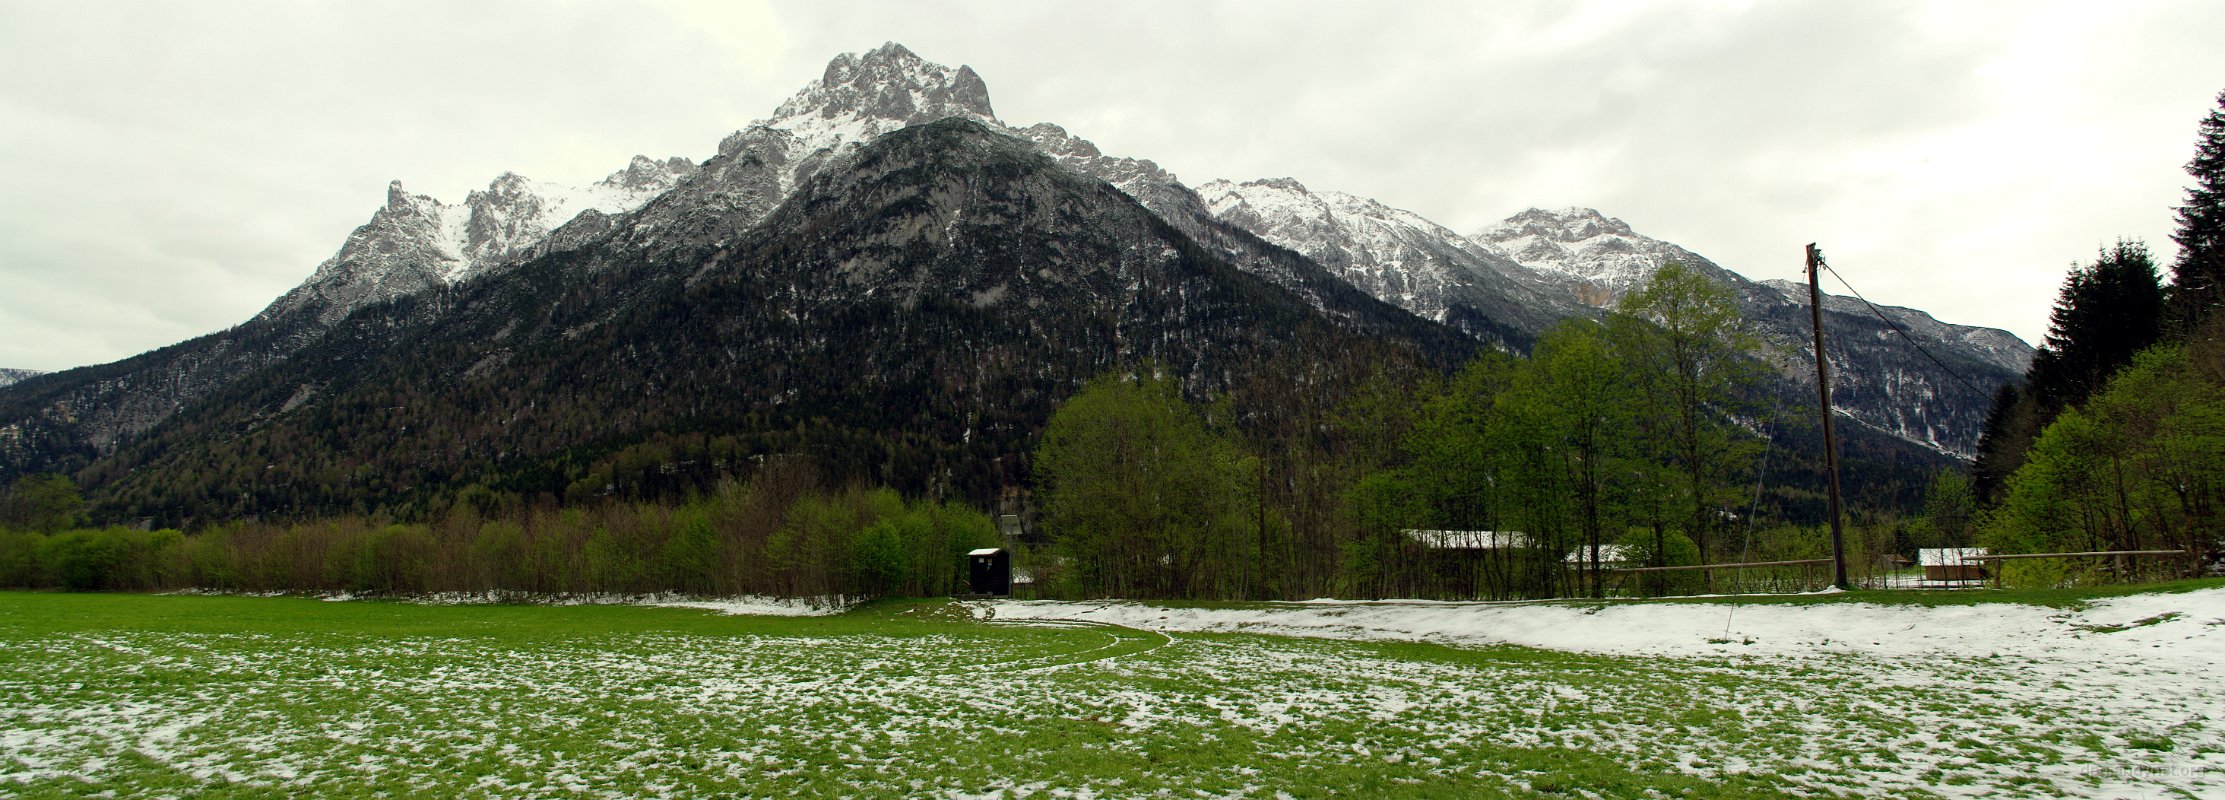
[1,40,2021,519]
[1190,194,2033,456]
[82,119,1468,523]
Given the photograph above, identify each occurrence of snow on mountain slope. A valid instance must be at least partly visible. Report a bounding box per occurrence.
[1470,207,1748,301]
[764,43,996,162]
[263,42,1003,328]
[1460,206,2035,455]
[261,157,696,327]
[1016,123,1189,212]
[1196,178,1585,339]
[0,369,39,389]
[1759,278,2034,376]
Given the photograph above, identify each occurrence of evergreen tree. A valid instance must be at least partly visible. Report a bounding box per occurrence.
[1978,242,2165,504]
[1971,383,2027,505]
[2169,90,2225,331]
[2027,241,2165,411]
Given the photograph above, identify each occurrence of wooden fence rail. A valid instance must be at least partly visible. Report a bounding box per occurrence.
[1607,558,1833,574]
[1967,550,2190,561]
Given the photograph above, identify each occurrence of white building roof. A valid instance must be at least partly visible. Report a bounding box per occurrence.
[1404,529,1531,550]
[968,548,1004,557]
[1918,547,1988,567]
[1565,544,1634,564]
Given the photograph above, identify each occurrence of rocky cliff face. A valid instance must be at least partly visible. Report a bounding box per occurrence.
[1190,196,2032,456]
[0,43,1005,476]
[1196,179,1588,346]
[82,120,1466,524]
[1469,207,2032,455]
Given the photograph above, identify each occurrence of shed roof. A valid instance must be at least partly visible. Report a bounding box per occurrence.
[968,548,1004,557]
[1918,547,1988,566]
[1565,544,1634,564]
[1404,529,1531,550]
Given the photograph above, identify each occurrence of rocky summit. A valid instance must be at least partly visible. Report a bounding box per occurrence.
[0,42,2027,524]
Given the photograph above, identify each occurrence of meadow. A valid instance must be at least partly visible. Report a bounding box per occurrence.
[2,589,2219,798]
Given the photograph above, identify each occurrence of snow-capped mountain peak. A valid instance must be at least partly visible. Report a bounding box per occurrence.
[757,42,998,161]
[1470,207,1691,294]
[0,368,41,389]
[264,158,696,325]
[1194,177,1585,343]
[775,42,993,123]
[600,155,698,194]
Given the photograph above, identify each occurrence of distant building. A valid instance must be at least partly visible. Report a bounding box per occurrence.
[1565,544,1634,568]
[1918,548,1989,583]
[1403,529,1531,550]
[1401,530,1537,599]
[967,548,1011,596]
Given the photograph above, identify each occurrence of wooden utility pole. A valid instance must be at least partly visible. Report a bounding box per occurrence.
[1807,244,1851,590]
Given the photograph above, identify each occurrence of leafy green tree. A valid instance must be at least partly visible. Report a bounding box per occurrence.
[1612,263,1765,575]
[1984,344,2225,582]
[1036,369,1258,599]
[0,530,45,586]
[1499,320,1632,596]
[1,473,88,533]
[1915,471,1977,550]
[1616,526,1701,597]
[850,516,912,597]
[1330,362,1443,599]
[656,504,721,594]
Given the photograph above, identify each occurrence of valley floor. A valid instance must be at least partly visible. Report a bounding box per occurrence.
[1,588,2220,798]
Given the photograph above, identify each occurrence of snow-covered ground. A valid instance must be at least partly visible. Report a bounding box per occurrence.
[987,589,2225,662]
[7,590,2219,797]
[175,588,855,617]
[991,589,2225,798]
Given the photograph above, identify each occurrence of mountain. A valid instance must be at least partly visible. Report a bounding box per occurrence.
[267,161,698,328]
[2,41,2013,524]
[1472,207,1757,302]
[0,370,38,389]
[1195,179,1588,346]
[0,43,991,480]
[80,119,1466,524]
[1468,207,2030,455]
[0,160,698,479]
[1185,187,2031,455]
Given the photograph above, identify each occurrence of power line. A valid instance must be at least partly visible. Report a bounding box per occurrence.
[1814,257,1997,402]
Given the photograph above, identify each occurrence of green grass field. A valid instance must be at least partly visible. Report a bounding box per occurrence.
[0,591,2211,798]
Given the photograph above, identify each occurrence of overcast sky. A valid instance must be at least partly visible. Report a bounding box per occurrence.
[3,0,2220,372]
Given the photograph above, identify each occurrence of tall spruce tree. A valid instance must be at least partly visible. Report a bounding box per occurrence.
[1972,242,2163,505]
[1971,383,2028,505]
[2026,241,2165,411]
[2169,90,2225,332]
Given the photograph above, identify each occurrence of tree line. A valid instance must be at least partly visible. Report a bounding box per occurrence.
[0,459,996,597]
[1031,263,1809,600]
[1970,90,2225,585]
